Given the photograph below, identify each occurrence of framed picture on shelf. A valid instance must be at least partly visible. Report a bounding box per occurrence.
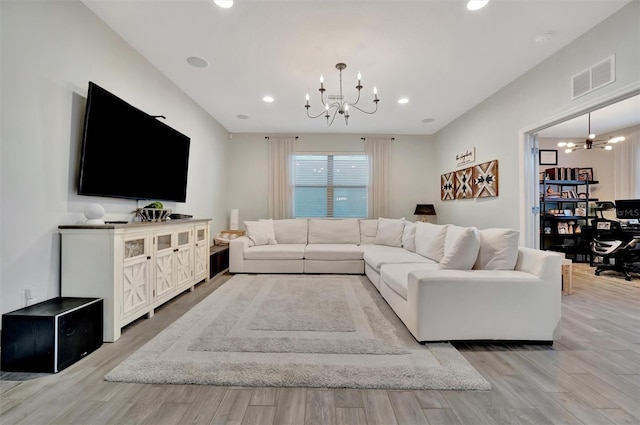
[561,191,570,198]
[578,167,593,181]
[539,149,558,165]
[575,207,586,217]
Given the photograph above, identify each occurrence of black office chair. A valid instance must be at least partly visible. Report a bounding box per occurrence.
[591,218,640,281]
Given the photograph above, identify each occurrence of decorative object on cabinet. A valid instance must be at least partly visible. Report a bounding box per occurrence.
[83,203,105,225]
[441,172,455,200]
[472,160,499,198]
[539,149,558,165]
[135,208,172,222]
[455,167,473,199]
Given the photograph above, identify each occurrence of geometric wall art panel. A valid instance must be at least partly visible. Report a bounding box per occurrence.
[441,172,455,201]
[455,167,473,199]
[472,159,499,198]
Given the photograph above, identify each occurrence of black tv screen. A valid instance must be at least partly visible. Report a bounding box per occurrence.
[615,199,640,219]
[78,82,190,202]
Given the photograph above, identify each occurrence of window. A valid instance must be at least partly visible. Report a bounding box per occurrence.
[294,154,368,218]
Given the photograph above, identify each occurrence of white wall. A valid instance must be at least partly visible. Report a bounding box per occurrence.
[0,1,229,316]
[434,1,639,232]
[227,134,435,226]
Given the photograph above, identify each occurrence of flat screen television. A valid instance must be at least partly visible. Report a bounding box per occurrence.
[78,81,190,202]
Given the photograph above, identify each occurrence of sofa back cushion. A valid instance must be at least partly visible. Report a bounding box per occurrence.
[474,228,520,270]
[272,219,308,244]
[401,221,417,252]
[359,219,378,245]
[308,219,360,244]
[374,217,405,247]
[415,222,449,262]
[438,225,480,270]
[244,219,278,246]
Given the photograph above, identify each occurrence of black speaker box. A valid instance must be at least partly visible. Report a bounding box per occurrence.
[1,297,103,373]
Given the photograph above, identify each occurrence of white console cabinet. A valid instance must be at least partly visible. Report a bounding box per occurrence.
[59,219,210,342]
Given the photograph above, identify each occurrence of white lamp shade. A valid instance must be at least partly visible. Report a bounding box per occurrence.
[230,209,239,230]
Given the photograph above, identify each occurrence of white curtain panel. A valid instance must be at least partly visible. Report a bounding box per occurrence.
[364,138,391,218]
[268,137,296,219]
[614,126,640,199]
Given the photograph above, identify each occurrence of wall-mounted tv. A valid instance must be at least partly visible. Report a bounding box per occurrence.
[78,81,190,202]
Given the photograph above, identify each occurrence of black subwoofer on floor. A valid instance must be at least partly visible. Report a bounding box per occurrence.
[1,297,103,373]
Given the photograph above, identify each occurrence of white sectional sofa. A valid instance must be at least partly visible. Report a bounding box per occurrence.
[229,218,562,342]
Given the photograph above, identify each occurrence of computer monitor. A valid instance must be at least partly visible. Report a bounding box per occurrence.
[615,199,640,220]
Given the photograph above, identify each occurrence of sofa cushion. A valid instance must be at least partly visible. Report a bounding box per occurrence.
[305,244,364,260]
[415,222,449,262]
[401,221,417,252]
[380,263,439,300]
[374,217,405,247]
[439,225,481,270]
[244,219,277,246]
[244,244,306,260]
[272,219,308,244]
[359,219,378,245]
[308,219,360,244]
[363,245,435,272]
[474,228,520,270]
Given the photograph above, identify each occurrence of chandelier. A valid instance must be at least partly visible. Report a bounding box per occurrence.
[559,112,626,153]
[305,63,379,125]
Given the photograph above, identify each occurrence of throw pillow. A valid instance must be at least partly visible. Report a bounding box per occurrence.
[244,219,277,246]
[308,219,360,244]
[439,226,481,270]
[270,219,308,244]
[415,222,449,262]
[374,217,405,247]
[401,221,416,252]
[474,228,520,270]
[359,219,378,245]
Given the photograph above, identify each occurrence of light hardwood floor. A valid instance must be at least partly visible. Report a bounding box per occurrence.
[1,268,639,425]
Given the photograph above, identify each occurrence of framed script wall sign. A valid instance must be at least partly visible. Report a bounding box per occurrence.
[455,147,475,167]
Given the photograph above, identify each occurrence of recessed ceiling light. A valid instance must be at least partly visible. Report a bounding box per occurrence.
[467,1,489,11]
[398,97,409,104]
[263,96,274,103]
[213,0,233,8]
[236,114,249,120]
[186,56,209,68]
[421,118,435,123]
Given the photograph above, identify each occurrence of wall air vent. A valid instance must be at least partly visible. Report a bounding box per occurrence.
[571,55,615,100]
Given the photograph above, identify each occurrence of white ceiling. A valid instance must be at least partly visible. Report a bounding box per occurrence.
[82,0,631,135]
[537,94,640,138]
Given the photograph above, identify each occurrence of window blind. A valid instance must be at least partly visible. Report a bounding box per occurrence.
[294,154,369,218]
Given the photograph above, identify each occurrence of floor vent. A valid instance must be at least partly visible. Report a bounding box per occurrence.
[571,55,615,100]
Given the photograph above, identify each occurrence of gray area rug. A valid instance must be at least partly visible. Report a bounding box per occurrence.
[105,275,491,390]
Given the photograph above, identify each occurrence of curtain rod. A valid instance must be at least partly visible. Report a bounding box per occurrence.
[361,137,395,141]
[265,136,299,140]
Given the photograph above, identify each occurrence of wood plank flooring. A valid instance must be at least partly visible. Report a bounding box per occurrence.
[1,268,639,425]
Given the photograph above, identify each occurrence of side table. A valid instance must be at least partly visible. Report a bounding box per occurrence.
[210,245,230,278]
